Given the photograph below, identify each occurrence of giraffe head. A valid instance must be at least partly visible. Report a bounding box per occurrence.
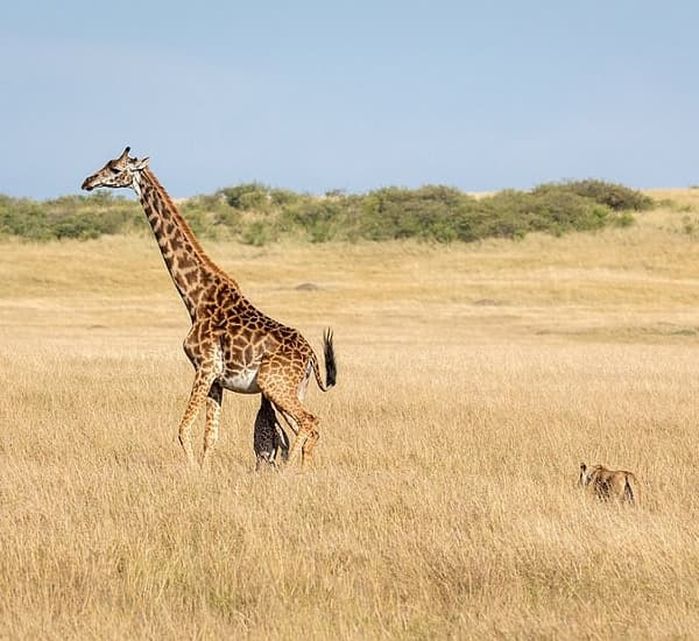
[81,146,150,194]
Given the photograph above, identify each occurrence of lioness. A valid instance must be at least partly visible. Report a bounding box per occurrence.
[579,463,638,505]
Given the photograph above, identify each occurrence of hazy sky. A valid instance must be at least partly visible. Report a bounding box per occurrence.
[2,1,698,198]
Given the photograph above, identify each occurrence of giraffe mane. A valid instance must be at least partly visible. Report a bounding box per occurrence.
[142,167,238,287]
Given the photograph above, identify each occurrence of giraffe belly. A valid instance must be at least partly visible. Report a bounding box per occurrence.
[219,367,261,394]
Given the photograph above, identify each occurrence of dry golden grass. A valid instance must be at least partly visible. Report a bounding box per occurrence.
[1,194,699,639]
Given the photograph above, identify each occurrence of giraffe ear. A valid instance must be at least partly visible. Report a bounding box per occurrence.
[133,156,150,170]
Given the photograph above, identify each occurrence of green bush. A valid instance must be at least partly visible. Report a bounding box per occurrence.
[0,199,53,240]
[219,183,272,211]
[282,195,362,242]
[269,188,302,207]
[0,179,654,245]
[533,179,653,212]
[240,220,278,246]
[0,192,142,241]
[359,186,469,241]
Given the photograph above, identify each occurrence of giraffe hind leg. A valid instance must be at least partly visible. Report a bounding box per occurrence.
[274,418,290,463]
[257,358,320,468]
[300,428,319,465]
[264,391,319,467]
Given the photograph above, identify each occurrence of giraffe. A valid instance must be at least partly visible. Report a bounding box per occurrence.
[81,147,336,468]
[253,394,289,470]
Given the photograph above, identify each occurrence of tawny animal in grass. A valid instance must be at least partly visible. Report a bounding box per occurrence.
[579,463,638,505]
[81,147,336,468]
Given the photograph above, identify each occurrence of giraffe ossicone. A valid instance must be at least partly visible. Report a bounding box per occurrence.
[82,147,336,468]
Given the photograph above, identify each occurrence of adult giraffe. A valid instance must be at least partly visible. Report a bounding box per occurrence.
[81,147,336,468]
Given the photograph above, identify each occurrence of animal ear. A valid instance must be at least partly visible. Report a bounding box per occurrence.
[133,156,150,170]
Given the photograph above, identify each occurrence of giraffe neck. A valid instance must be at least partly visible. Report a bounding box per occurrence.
[136,169,237,317]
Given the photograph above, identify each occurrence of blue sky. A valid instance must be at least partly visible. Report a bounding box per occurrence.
[2,1,698,198]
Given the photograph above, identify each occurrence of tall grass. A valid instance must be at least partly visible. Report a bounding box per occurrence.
[1,194,698,639]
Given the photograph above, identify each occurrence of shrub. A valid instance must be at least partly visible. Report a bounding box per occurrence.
[240,220,278,246]
[0,193,142,241]
[219,183,272,212]
[270,188,302,207]
[282,196,359,242]
[533,179,653,211]
[359,186,468,241]
[0,179,652,245]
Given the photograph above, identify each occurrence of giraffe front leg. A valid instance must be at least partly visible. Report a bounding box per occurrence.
[177,368,217,468]
[201,382,223,469]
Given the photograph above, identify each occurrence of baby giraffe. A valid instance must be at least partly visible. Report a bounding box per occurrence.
[253,396,290,470]
[81,147,336,469]
[579,462,638,505]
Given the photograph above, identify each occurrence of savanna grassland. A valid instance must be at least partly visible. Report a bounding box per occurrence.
[1,191,699,640]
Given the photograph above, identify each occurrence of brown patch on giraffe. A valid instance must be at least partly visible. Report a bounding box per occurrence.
[178,256,196,270]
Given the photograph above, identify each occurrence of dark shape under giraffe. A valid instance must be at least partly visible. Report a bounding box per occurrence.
[81,147,336,468]
[254,395,289,470]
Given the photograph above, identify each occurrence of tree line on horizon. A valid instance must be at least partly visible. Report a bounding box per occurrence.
[0,179,653,245]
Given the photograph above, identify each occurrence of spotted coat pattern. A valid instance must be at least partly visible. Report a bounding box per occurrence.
[82,147,336,468]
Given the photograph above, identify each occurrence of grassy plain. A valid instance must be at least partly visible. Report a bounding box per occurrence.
[1,191,699,640]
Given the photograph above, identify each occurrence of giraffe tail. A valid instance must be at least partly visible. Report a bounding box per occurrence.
[311,328,337,392]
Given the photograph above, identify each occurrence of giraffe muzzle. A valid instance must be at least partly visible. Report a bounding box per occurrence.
[81,177,95,191]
